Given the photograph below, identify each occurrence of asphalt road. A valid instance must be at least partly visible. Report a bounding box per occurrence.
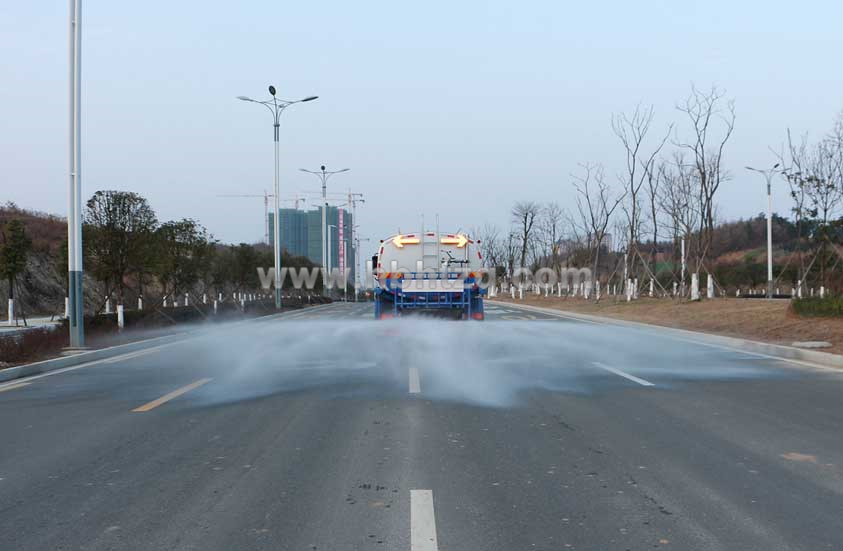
[1,301,842,550]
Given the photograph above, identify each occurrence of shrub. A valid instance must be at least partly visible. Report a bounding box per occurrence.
[791,297,843,317]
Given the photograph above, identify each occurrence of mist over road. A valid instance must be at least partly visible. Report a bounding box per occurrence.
[1,302,841,550]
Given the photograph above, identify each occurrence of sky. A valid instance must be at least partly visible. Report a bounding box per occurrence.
[2,1,843,265]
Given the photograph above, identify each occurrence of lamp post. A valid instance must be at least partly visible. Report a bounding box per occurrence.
[299,166,350,295]
[746,163,781,299]
[355,235,371,301]
[67,0,84,347]
[237,87,318,309]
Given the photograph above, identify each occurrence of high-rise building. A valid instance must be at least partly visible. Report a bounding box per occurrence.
[268,206,356,280]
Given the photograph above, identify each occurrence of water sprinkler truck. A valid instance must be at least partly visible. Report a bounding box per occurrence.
[372,231,486,320]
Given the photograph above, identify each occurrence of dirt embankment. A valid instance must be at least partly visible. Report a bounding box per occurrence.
[494,296,843,355]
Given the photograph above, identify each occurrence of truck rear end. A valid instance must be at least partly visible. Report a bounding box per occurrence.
[373,232,486,320]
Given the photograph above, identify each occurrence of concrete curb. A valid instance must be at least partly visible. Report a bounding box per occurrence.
[0,332,190,383]
[490,300,843,370]
[0,302,336,384]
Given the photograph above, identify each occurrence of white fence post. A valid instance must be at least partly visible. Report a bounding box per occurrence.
[117,304,124,330]
[7,298,14,326]
[649,279,654,298]
[65,297,70,318]
[138,296,143,310]
[706,274,714,299]
[691,273,700,300]
[185,293,189,307]
[213,299,218,314]
[105,297,111,314]
[820,286,825,298]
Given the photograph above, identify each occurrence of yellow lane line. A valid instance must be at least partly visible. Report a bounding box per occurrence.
[131,378,212,412]
[0,382,30,393]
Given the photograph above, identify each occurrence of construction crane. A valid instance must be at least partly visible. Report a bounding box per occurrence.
[217,191,306,244]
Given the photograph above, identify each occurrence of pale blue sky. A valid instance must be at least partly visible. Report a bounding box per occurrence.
[2,1,842,256]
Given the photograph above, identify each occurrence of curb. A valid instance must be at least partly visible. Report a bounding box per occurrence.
[0,302,336,384]
[0,332,189,383]
[489,300,843,370]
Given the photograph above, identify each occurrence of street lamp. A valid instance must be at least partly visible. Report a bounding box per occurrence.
[745,163,781,299]
[327,224,337,295]
[237,87,318,309]
[355,235,371,301]
[299,166,350,294]
[67,0,84,347]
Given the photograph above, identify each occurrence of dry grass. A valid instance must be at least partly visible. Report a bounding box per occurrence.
[494,296,843,355]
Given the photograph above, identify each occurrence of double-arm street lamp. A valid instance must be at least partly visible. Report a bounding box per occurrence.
[745,163,781,299]
[237,87,318,309]
[299,166,350,292]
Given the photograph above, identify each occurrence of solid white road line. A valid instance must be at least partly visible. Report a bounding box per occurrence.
[592,361,654,387]
[410,489,439,551]
[408,367,421,394]
[102,345,166,364]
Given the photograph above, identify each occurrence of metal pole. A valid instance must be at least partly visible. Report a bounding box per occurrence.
[327,225,333,273]
[68,0,84,347]
[766,175,774,299]
[273,121,282,309]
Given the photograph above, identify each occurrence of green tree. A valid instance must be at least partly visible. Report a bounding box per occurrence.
[153,219,214,301]
[0,219,33,305]
[84,190,158,304]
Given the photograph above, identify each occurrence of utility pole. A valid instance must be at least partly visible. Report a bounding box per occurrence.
[237,88,318,309]
[746,164,781,299]
[67,0,84,348]
[347,190,365,299]
[299,166,350,295]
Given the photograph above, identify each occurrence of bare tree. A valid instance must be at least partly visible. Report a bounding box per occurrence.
[474,223,504,275]
[572,163,625,297]
[643,158,665,267]
[511,201,540,272]
[538,202,564,270]
[612,105,672,276]
[675,84,735,276]
[806,135,843,288]
[658,152,700,289]
[775,129,811,285]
